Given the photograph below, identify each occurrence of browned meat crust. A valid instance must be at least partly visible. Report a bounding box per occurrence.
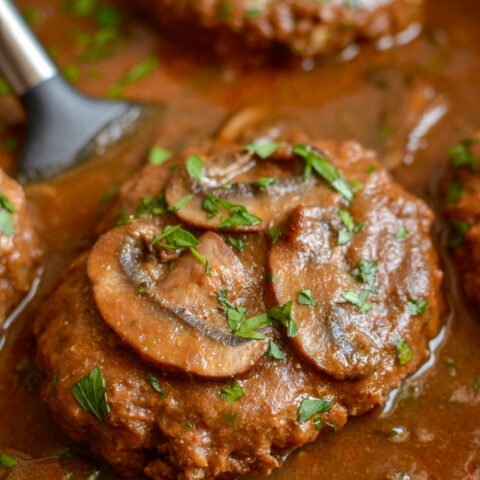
[35,136,442,480]
[443,134,480,308]
[138,0,424,57]
[0,170,41,324]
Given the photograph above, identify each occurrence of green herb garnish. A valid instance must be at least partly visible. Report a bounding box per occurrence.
[406,298,428,316]
[146,373,167,397]
[167,193,192,212]
[351,258,378,287]
[0,455,17,469]
[185,155,204,180]
[70,367,110,422]
[257,177,278,189]
[245,141,282,159]
[222,412,239,424]
[268,228,279,244]
[294,144,354,202]
[341,290,372,313]
[227,236,248,252]
[149,146,172,165]
[396,228,409,240]
[297,288,317,306]
[395,337,414,365]
[48,372,59,397]
[337,230,351,245]
[449,220,470,248]
[446,178,463,205]
[298,397,332,423]
[220,381,244,402]
[448,138,478,172]
[266,341,286,360]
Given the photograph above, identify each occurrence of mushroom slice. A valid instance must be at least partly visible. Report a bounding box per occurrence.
[164,142,348,232]
[87,219,267,378]
[269,207,382,381]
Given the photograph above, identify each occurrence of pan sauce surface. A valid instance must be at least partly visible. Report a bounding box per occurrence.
[0,0,480,479]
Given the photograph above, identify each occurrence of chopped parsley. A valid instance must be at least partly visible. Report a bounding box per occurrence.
[0,193,15,236]
[313,416,323,430]
[221,1,232,20]
[220,381,244,402]
[406,298,428,316]
[351,258,378,287]
[152,225,199,250]
[148,146,172,165]
[222,412,239,424]
[294,144,354,202]
[64,0,96,17]
[257,177,278,189]
[298,397,332,423]
[70,367,110,422]
[449,220,470,248]
[337,230,351,246]
[366,165,377,174]
[266,341,286,360]
[474,379,480,390]
[395,337,414,365]
[202,195,261,228]
[268,228,279,244]
[448,138,478,172]
[146,373,167,397]
[0,455,17,469]
[227,236,248,252]
[167,193,192,212]
[108,55,159,98]
[297,288,317,306]
[48,372,59,397]
[341,290,372,313]
[152,225,209,272]
[245,141,282,159]
[396,228,409,240]
[185,155,204,180]
[185,422,193,429]
[446,178,463,205]
[339,209,362,233]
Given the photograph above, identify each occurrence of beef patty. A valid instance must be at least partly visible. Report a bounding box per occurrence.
[137,0,424,57]
[443,133,480,308]
[35,135,442,479]
[0,169,41,325]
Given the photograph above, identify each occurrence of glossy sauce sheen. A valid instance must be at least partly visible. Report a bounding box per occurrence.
[0,0,479,479]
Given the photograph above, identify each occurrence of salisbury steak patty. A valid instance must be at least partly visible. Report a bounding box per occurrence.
[35,137,442,479]
[138,0,423,57]
[0,169,41,325]
[444,134,480,308]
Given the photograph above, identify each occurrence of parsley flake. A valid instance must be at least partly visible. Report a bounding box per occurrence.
[351,258,378,287]
[396,228,409,240]
[222,412,239,424]
[245,142,282,159]
[70,367,110,422]
[268,228,279,244]
[449,220,470,248]
[220,381,245,402]
[395,337,414,365]
[266,341,286,360]
[294,144,354,202]
[228,236,248,252]
[341,290,372,313]
[298,397,332,423]
[0,455,17,469]
[406,298,428,316]
[185,155,204,180]
[257,177,278,189]
[337,230,351,245]
[297,288,317,306]
[446,178,463,205]
[146,373,167,397]
[149,146,172,165]
[448,138,478,172]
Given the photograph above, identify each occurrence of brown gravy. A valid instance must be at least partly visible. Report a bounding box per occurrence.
[0,0,480,478]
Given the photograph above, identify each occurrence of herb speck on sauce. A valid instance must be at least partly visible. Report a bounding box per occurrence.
[220,381,245,402]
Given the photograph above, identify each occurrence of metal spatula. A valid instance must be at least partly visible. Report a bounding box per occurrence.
[0,0,154,182]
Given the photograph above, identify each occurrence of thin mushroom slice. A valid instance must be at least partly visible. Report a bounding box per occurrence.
[269,206,382,381]
[87,219,267,378]
[164,142,349,232]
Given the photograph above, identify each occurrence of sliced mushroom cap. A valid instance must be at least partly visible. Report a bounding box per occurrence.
[87,219,267,378]
[164,142,349,232]
[269,206,382,381]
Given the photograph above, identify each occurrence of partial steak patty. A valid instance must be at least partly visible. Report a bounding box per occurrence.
[443,134,480,308]
[138,0,424,57]
[35,134,442,479]
[0,169,41,325]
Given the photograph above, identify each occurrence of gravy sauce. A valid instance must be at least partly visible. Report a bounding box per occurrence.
[0,0,479,478]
